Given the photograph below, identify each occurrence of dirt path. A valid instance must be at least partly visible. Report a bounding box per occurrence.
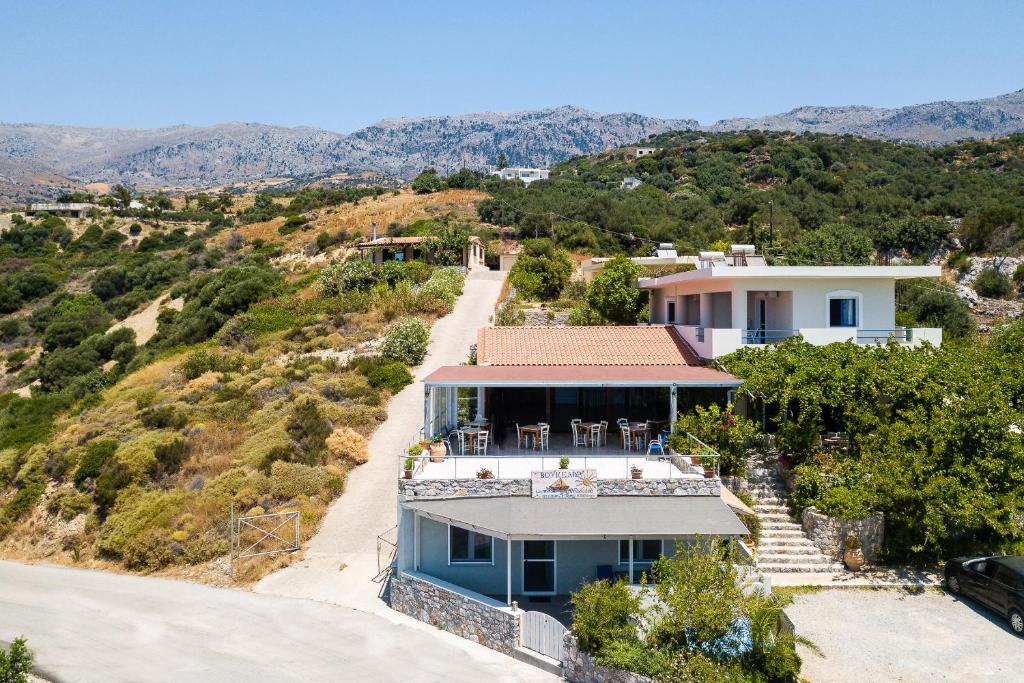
[254,270,506,613]
[107,293,184,345]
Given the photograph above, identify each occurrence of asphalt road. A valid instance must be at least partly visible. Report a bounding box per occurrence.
[0,561,552,683]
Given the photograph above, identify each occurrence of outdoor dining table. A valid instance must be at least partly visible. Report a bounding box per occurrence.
[460,427,488,453]
[579,422,602,447]
[519,424,543,450]
[625,422,651,450]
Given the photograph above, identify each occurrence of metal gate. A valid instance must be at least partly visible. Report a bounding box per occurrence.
[229,503,299,576]
[521,610,568,661]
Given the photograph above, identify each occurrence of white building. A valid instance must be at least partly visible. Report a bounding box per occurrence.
[620,176,643,190]
[26,203,95,218]
[641,245,942,359]
[635,147,658,158]
[490,167,550,185]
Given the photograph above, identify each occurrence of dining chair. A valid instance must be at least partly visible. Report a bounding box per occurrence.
[571,422,587,447]
[620,425,632,451]
[599,420,608,447]
[516,423,528,449]
[589,422,602,448]
[539,425,550,451]
[475,430,489,455]
[646,439,665,456]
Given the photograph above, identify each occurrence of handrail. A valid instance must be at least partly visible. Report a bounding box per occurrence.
[681,432,721,478]
[399,449,704,480]
[742,329,796,344]
[856,327,911,343]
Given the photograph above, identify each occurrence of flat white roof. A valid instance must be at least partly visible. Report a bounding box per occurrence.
[639,265,941,289]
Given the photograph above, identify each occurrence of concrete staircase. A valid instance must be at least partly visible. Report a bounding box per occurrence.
[748,465,844,574]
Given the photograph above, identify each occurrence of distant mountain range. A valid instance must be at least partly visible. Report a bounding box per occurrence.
[1,89,1022,203]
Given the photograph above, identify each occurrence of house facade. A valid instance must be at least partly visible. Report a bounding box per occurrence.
[490,167,550,184]
[356,235,485,269]
[641,246,942,359]
[394,325,748,609]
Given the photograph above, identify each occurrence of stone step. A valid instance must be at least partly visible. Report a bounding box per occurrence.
[758,538,819,549]
[753,498,786,507]
[758,528,807,538]
[756,561,844,573]
[761,521,803,531]
[513,647,562,676]
[757,544,821,555]
[753,505,790,514]
[756,512,797,522]
[757,552,832,564]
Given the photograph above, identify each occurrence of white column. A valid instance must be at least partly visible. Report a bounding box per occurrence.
[413,512,421,571]
[628,536,634,584]
[699,293,712,328]
[731,287,748,331]
[669,385,678,432]
[423,386,431,439]
[476,386,486,421]
[506,537,512,606]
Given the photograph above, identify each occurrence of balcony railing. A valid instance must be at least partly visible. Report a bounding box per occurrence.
[856,328,912,344]
[677,432,721,478]
[741,329,796,344]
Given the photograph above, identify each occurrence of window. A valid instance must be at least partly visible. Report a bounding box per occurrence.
[449,525,493,564]
[618,539,663,564]
[829,298,857,327]
[666,301,676,324]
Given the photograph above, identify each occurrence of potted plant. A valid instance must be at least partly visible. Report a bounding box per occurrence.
[429,435,447,462]
[843,534,864,572]
[403,457,415,479]
[476,467,494,480]
[630,465,643,480]
[700,453,717,479]
[559,456,570,469]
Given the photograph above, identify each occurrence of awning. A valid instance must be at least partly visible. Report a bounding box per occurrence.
[422,364,741,388]
[403,495,750,539]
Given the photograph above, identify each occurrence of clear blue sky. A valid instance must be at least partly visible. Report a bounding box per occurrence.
[4,0,1022,131]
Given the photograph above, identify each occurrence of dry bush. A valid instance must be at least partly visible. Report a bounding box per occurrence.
[332,405,387,436]
[183,421,248,478]
[326,427,369,465]
[268,461,341,500]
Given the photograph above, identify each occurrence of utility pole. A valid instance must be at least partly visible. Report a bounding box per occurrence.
[768,200,774,250]
[549,211,555,240]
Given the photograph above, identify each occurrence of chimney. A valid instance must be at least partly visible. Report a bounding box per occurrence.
[371,222,377,241]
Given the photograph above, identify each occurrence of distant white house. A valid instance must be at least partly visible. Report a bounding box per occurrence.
[490,167,549,185]
[620,176,643,190]
[581,244,697,282]
[128,200,146,210]
[635,147,658,158]
[641,244,943,359]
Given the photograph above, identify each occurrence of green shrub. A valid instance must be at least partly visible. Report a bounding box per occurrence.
[47,489,92,520]
[114,432,187,483]
[366,362,413,393]
[1013,263,1024,287]
[975,268,1011,298]
[816,485,871,520]
[0,319,22,342]
[268,461,337,499]
[0,637,33,683]
[178,350,244,380]
[508,239,572,301]
[139,404,188,430]
[74,440,118,487]
[277,214,306,235]
[97,487,190,567]
[0,482,45,537]
[570,579,641,653]
[494,303,526,326]
[669,403,759,477]
[417,267,464,312]
[315,259,375,296]
[380,318,431,365]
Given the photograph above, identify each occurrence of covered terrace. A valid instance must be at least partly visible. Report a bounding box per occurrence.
[420,326,742,454]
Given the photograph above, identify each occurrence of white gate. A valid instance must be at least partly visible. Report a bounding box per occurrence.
[521,610,568,661]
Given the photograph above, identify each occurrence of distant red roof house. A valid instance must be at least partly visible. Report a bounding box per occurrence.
[356,235,484,268]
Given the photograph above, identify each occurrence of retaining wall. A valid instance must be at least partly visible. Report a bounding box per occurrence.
[561,634,652,683]
[399,477,720,499]
[389,570,521,655]
[801,507,884,565]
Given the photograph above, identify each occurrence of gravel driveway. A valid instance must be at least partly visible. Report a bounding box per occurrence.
[788,588,1023,682]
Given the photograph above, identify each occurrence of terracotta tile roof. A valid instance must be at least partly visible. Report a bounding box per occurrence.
[423,364,740,386]
[477,326,700,366]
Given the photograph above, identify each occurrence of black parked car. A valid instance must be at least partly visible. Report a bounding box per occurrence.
[945,555,1024,636]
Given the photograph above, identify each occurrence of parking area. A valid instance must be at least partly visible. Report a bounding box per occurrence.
[787,588,1023,682]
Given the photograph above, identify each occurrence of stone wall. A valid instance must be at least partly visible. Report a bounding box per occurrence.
[389,571,521,655]
[801,507,884,565]
[399,477,720,499]
[561,634,652,683]
[399,478,530,498]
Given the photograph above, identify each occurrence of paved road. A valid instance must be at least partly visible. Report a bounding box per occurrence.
[255,269,507,613]
[789,588,1024,682]
[0,560,549,682]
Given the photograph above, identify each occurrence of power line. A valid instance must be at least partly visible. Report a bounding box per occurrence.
[489,196,662,245]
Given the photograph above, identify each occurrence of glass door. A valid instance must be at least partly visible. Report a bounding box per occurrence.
[522,541,556,594]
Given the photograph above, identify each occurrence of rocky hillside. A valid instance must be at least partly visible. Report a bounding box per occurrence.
[712,89,1024,143]
[0,108,696,201]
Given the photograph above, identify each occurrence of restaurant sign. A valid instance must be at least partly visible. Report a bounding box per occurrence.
[530,469,598,498]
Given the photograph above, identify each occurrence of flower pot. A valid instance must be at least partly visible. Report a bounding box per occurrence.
[703,467,715,479]
[403,470,413,479]
[630,470,642,480]
[429,442,447,462]
[844,546,864,572]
